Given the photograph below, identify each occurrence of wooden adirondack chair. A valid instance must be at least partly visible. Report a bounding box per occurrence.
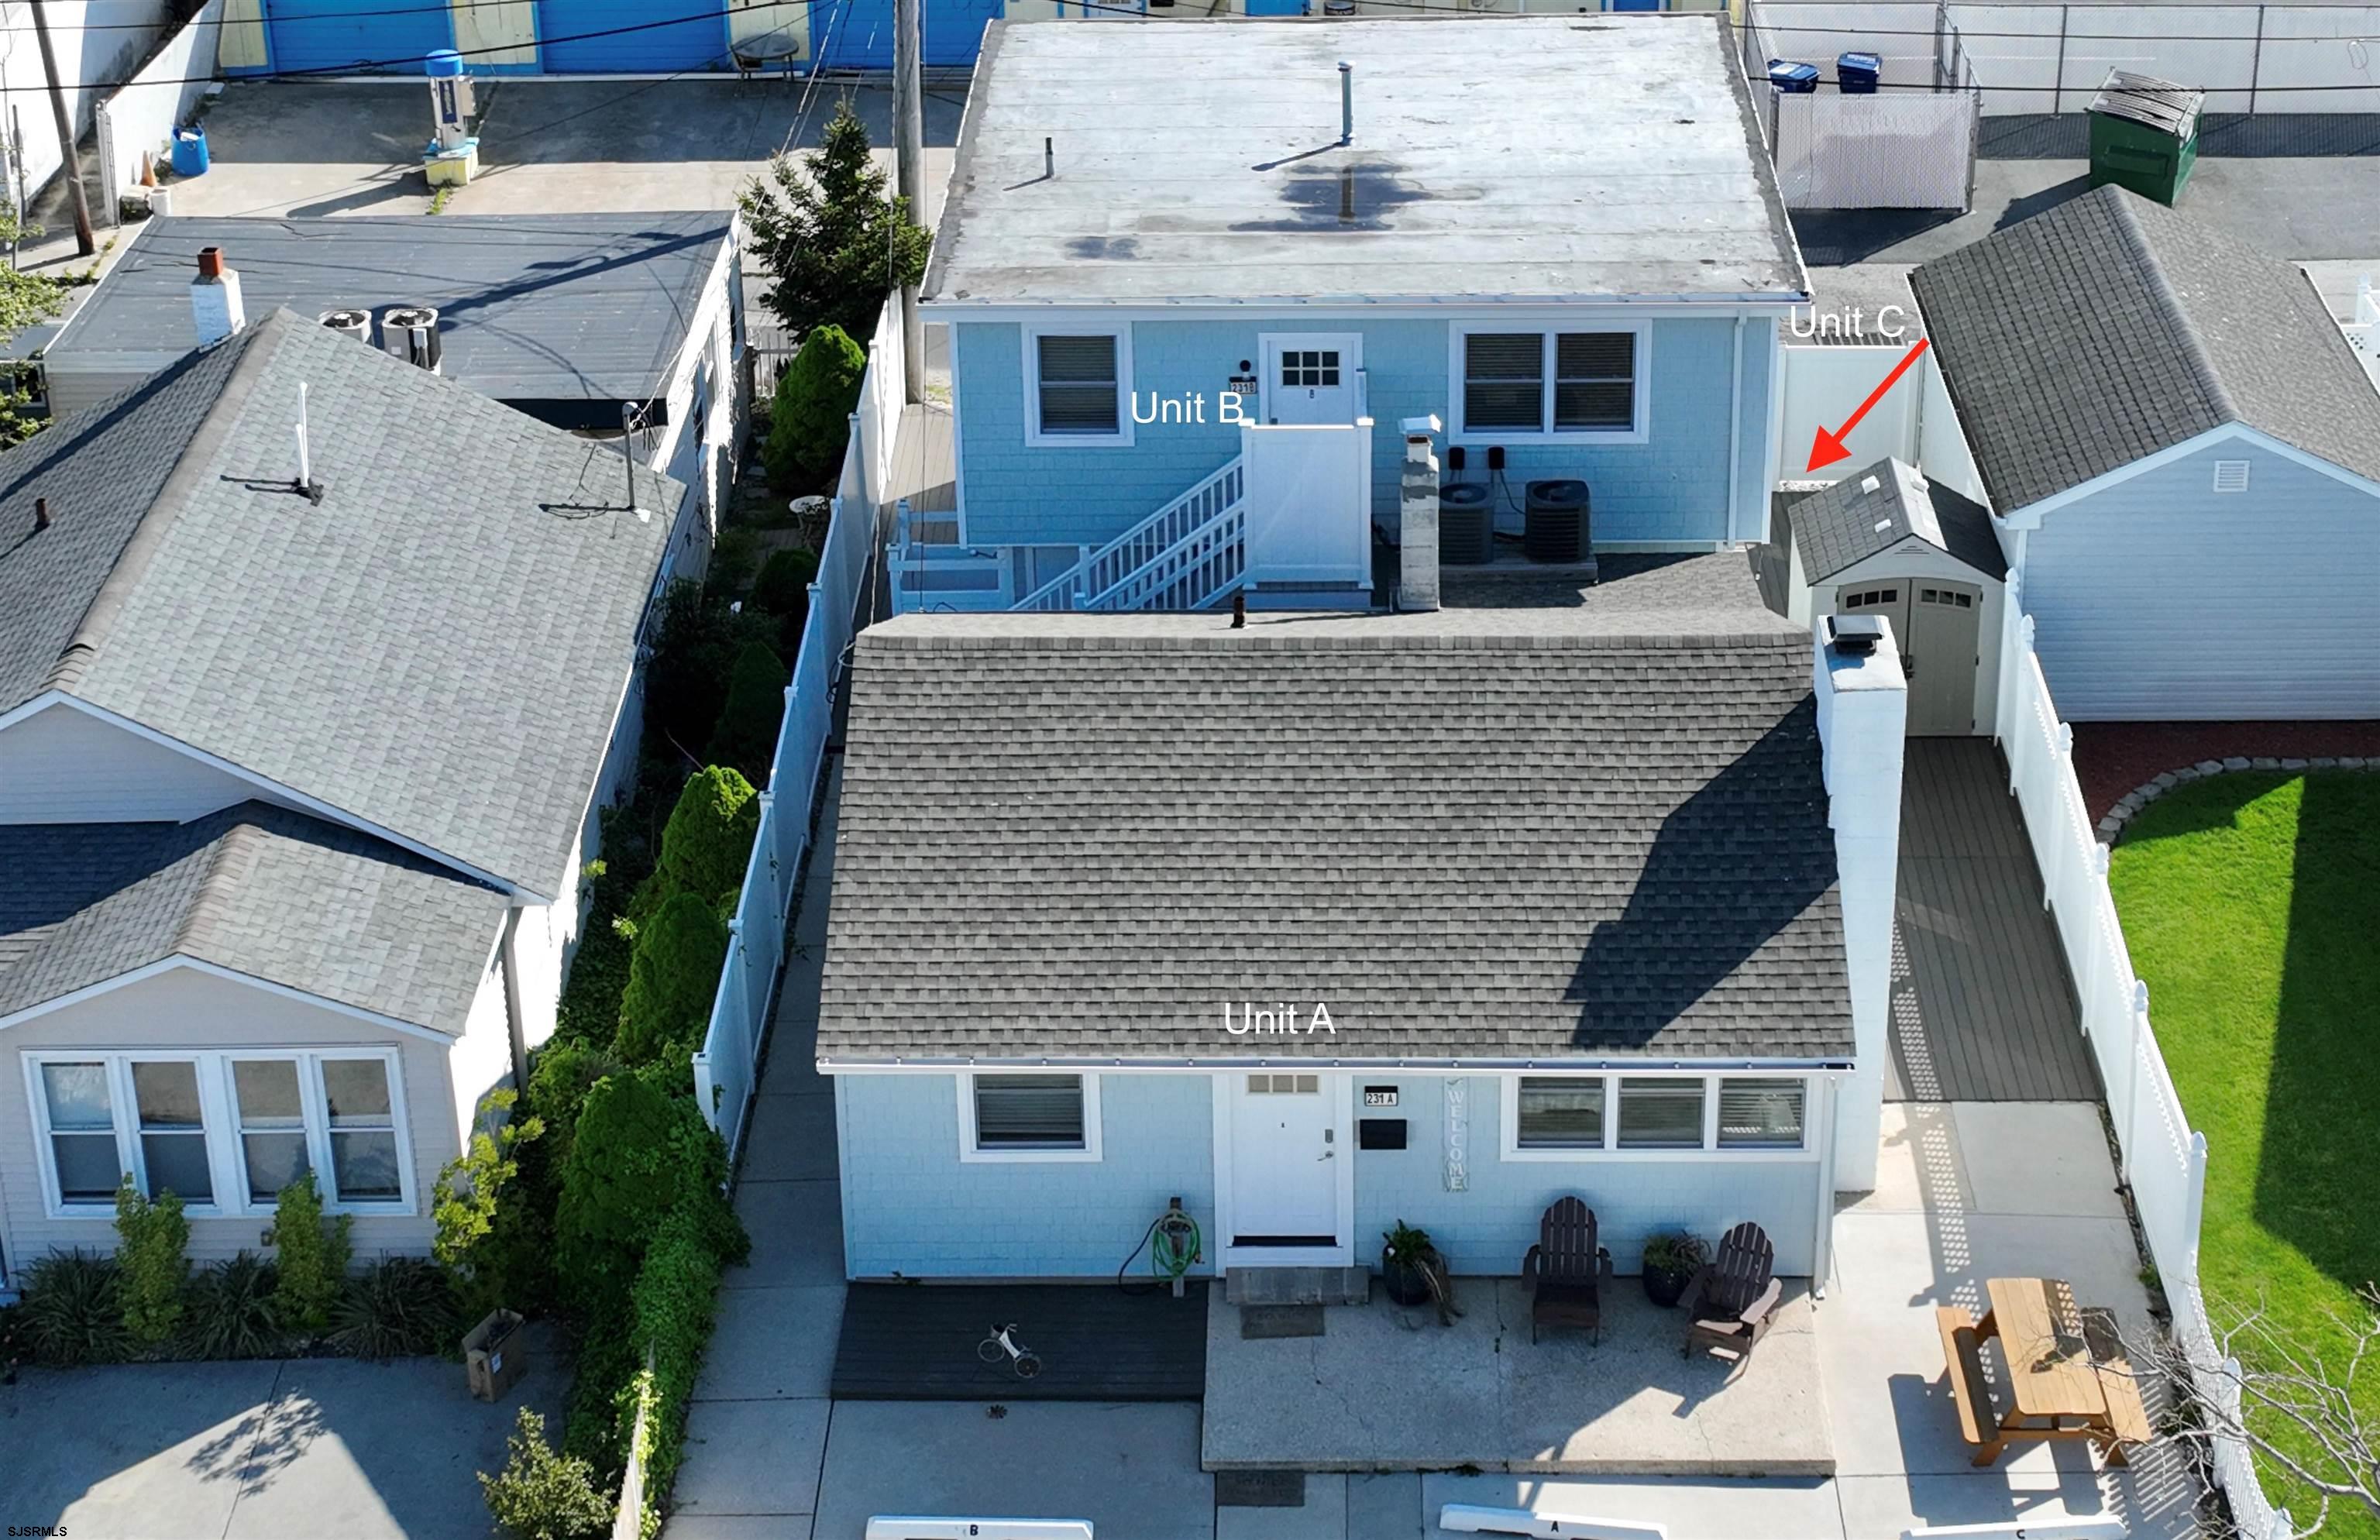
[1684,1221,1783,1361]
[1522,1197,1611,1344]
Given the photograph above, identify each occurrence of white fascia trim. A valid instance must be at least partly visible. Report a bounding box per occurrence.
[923,294,1811,319]
[2000,422,2380,531]
[0,954,459,1045]
[820,1057,1856,1075]
[0,693,542,902]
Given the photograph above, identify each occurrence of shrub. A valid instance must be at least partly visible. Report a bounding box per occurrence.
[761,322,867,493]
[331,1257,460,1360]
[659,765,762,911]
[614,893,730,1067]
[267,1172,352,1335]
[706,524,763,600]
[614,1207,726,1521]
[435,1090,545,1323]
[555,916,633,1046]
[17,1250,130,1366]
[642,582,777,760]
[748,546,818,658]
[115,1178,190,1346]
[184,1253,283,1360]
[527,1040,625,1177]
[555,1071,740,1318]
[480,1407,614,1540]
[703,640,787,786]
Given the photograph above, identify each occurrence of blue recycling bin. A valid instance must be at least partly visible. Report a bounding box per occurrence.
[1838,50,1883,94]
[1766,60,1821,95]
[170,124,208,177]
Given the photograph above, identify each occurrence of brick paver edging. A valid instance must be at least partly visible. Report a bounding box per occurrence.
[2096,755,2378,844]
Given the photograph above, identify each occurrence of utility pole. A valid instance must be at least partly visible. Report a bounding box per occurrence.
[29,0,95,256]
[892,0,925,404]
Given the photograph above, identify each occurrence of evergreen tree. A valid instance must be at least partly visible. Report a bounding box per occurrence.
[761,322,866,494]
[740,100,932,342]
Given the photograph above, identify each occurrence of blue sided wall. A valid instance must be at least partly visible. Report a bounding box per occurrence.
[817,0,1001,67]
[951,315,1776,553]
[837,1072,1217,1279]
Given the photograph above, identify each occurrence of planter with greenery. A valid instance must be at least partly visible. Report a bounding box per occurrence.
[1380,1220,1443,1309]
[1639,1232,1708,1308]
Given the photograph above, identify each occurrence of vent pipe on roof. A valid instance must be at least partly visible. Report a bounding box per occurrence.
[191,246,246,348]
[1339,62,1353,146]
[33,497,51,532]
[1044,136,1054,179]
[293,381,323,504]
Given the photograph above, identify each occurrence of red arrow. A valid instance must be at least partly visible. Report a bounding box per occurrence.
[1807,336,1931,473]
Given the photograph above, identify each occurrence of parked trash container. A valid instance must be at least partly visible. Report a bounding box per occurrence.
[1837,50,1882,94]
[170,124,208,178]
[463,1308,528,1402]
[2086,70,2203,206]
[1766,60,1821,95]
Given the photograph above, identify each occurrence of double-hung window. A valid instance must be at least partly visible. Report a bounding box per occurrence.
[958,1071,1102,1162]
[25,1050,412,1216]
[1026,327,1132,445]
[1454,325,1647,440]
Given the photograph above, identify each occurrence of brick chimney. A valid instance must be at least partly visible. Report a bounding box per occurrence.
[191,246,246,347]
[1397,414,1442,613]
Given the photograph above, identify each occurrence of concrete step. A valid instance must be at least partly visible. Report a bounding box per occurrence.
[1226,1267,1372,1307]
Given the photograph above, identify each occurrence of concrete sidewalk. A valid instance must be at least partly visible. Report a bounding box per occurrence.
[664,768,844,1540]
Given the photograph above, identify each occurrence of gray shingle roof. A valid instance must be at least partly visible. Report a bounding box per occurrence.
[0,803,506,1032]
[817,620,1852,1067]
[0,308,681,895]
[1783,457,2007,583]
[1910,184,2380,514]
[48,215,731,427]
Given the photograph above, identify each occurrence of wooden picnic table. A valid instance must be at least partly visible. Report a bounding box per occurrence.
[1936,1277,2152,1468]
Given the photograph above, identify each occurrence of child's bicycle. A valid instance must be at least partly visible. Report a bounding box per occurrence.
[976,1321,1042,1379]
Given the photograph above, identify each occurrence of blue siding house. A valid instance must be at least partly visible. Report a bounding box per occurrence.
[895,15,1806,613]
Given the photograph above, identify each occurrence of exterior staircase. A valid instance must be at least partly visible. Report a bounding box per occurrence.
[1012,457,1247,613]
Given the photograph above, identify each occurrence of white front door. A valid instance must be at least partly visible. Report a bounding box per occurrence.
[1221,1071,1350,1266]
[1261,334,1361,425]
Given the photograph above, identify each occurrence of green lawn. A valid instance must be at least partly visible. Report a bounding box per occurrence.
[2109,771,2380,1535]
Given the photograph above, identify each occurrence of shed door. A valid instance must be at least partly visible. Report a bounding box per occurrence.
[267,0,452,73]
[538,0,727,71]
[1836,583,1910,655]
[1905,582,1982,736]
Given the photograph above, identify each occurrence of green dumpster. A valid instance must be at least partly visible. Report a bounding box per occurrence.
[2087,70,2203,206]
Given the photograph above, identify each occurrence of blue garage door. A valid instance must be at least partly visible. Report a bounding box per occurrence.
[818,0,996,69]
[267,0,453,74]
[538,0,730,72]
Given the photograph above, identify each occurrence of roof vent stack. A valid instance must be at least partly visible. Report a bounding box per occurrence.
[293,381,324,504]
[1339,62,1353,146]
[33,496,51,532]
[191,246,246,347]
[318,308,373,345]
[380,306,442,373]
[1824,614,1885,658]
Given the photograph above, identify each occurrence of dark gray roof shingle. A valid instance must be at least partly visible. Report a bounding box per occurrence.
[49,215,731,425]
[1784,457,2006,583]
[817,620,1852,1066]
[1911,184,2380,514]
[0,803,506,1031]
[0,309,681,895]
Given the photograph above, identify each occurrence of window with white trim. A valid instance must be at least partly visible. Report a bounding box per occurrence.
[1616,1077,1706,1150]
[959,1072,1103,1161]
[1455,325,1646,438]
[22,1050,413,1216]
[1716,1078,1807,1149]
[1027,328,1131,445]
[1500,1073,1811,1159]
[1515,1076,1605,1150]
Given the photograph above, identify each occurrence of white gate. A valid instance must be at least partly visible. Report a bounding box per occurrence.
[1239,421,1374,589]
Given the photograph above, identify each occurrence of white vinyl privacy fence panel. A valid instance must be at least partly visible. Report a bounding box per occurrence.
[1771,88,1978,208]
[1992,570,2290,1540]
[693,294,896,1157]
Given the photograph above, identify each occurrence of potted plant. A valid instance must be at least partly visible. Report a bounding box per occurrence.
[1640,1231,1708,1308]
[1380,1220,1439,1308]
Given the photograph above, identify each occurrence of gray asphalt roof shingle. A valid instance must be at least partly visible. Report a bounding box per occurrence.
[48,215,731,424]
[0,308,682,895]
[817,619,1852,1066]
[0,803,506,1032]
[1910,184,2380,514]
[1783,456,2007,583]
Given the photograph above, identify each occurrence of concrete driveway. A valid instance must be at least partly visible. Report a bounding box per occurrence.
[0,1324,565,1540]
[157,77,961,222]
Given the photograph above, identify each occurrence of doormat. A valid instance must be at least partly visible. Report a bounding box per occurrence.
[1239,1304,1325,1339]
[1215,1470,1306,1507]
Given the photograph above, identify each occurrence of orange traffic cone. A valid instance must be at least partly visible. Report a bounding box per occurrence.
[139,152,157,188]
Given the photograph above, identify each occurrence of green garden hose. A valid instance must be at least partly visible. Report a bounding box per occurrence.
[1117,1197,1202,1293]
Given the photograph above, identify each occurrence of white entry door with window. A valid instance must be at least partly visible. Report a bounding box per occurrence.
[1260,334,1362,425]
[1218,1071,1351,1267]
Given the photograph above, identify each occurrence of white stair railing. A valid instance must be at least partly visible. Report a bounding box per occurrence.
[1085,506,1247,612]
[1013,457,1245,612]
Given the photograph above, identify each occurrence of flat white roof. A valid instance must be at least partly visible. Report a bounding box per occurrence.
[923,15,1807,308]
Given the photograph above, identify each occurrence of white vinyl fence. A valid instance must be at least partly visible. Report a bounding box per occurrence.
[1776,345,1985,502]
[95,0,224,225]
[1992,572,2291,1540]
[692,293,901,1157]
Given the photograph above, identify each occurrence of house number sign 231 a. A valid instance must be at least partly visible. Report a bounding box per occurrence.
[1443,1078,1469,1192]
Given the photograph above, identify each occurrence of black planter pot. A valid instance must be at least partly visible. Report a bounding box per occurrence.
[1642,1263,1697,1309]
[1381,1253,1434,1308]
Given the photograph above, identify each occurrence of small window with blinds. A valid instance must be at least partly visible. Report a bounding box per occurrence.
[1616,1078,1707,1150]
[1553,332,1636,431]
[965,1073,1101,1160]
[1515,1077,1606,1150]
[1463,332,1546,431]
[1716,1078,1807,1150]
[1030,332,1125,441]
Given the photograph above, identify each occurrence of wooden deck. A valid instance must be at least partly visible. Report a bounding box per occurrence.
[831,1281,1208,1401]
[1888,739,2102,1104]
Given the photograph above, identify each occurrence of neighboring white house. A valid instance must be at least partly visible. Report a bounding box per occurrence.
[1911,184,2380,721]
[38,214,746,575]
[0,307,683,1286]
